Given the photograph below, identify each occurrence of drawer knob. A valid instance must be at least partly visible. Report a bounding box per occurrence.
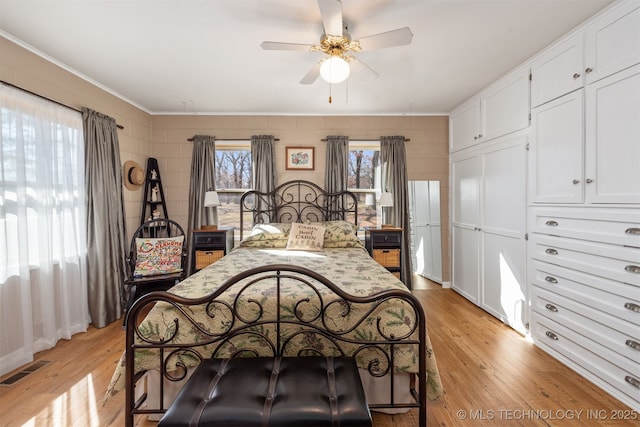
[545,220,559,227]
[545,331,559,341]
[572,72,581,79]
[545,248,558,255]
[545,276,558,284]
[625,376,640,389]
[624,265,640,274]
[585,67,593,73]
[545,303,558,312]
[624,302,640,313]
[625,340,640,351]
[572,179,580,185]
[624,227,640,235]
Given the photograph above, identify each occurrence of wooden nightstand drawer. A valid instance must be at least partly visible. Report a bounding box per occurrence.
[371,232,402,247]
[373,249,400,268]
[193,232,226,246]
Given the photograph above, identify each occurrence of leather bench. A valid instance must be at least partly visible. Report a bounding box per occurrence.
[158,356,372,427]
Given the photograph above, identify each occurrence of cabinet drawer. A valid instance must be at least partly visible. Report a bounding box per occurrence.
[529,207,640,247]
[373,249,400,268]
[532,316,640,409]
[530,260,640,324]
[371,232,402,247]
[193,232,226,246]
[532,287,639,364]
[529,233,640,285]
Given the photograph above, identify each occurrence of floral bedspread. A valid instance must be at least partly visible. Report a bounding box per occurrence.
[105,246,443,401]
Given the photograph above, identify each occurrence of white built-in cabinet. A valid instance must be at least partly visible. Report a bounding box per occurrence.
[451,134,528,334]
[530,0,640,205]
[450,0,640,411]
[450,68,530,152]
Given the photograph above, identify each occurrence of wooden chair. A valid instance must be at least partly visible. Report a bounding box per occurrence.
[123,218,188,313]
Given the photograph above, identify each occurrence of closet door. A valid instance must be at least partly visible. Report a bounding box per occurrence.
[451,152,481,303]
[480,135,528,334]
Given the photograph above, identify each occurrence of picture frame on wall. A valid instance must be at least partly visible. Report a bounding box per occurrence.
[285,147,314,170]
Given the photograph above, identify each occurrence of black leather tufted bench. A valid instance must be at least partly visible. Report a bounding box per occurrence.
[158,356,372,427]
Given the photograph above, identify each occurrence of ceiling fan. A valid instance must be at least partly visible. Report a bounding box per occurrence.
[260,0,413,85]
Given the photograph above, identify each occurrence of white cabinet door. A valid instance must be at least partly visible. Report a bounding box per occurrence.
[451,152,481,302]
[585,64,640,203]
[531,34,584,107]
[452,152,481,228]
[450,99,482,152]
[480,136,528,334]
[482,69,531,141]
[585,1,640,84]
[452,226,480,304]
[530,90,585,203]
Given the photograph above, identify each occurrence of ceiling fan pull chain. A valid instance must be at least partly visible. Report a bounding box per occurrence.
[329,82,333,103]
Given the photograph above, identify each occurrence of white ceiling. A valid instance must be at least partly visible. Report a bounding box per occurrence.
[0,0,614,115]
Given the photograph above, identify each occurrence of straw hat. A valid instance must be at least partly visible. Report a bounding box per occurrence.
[123,160,145,190]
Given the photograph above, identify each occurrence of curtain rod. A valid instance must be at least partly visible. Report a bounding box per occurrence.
[1,80,124,129]
[187,137,280,142]
[321,137,410,142]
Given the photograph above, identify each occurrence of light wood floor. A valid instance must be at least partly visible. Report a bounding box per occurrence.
[1,275,636,426]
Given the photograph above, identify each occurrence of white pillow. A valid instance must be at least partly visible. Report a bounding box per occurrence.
[285,223,325,251]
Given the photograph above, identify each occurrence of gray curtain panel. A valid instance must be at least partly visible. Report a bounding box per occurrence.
[251,135,277,223]
[380,135,413,290]
[324,135,349,220]
[186,135,216,272]
[82,107,127,327]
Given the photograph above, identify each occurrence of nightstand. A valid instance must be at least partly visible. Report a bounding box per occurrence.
[191,226,234,274]
[364,227,403,283]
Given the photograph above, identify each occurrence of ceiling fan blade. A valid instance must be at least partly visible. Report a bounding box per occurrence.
[318,0,343,37]
[357,27,413,51]
[350,57,379,82]
[300,60,322,85]
[261,41,315,51]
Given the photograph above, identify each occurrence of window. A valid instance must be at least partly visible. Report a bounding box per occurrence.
[348,141,381,228]
[214,141,252,232]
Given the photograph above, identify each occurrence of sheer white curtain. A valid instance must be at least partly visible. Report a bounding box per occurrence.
[0,83,89,376]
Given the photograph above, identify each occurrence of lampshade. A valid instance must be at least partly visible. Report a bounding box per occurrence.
[378,192,394,207]
[204,190,220,207]
[320,56,350,84]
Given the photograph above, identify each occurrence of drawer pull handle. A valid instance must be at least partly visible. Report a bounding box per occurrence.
[545,331,559,341]
[572,72,581,79]
[545,276,558,284]
[624,265,640,274]
[624,302,640,313]
[625,227,640,235]
[545,248,558,255]
[545,220,558,227]
[585,67,593,73]
[572,179,580,184]
[625,376,640,389]
[625,340,640,351]
[545,304,558,312]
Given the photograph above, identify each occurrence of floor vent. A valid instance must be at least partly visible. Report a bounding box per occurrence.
[0,360,51,387]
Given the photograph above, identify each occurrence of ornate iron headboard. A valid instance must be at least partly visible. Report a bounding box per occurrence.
[240,180,358,240]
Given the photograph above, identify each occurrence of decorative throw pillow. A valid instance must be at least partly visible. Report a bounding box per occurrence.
[285,222,325,251]
[313,220,364,248]
[239,223,292,248]
[133,235,184,277]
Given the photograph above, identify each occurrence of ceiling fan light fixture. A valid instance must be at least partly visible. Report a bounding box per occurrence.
[320,56,350,84]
